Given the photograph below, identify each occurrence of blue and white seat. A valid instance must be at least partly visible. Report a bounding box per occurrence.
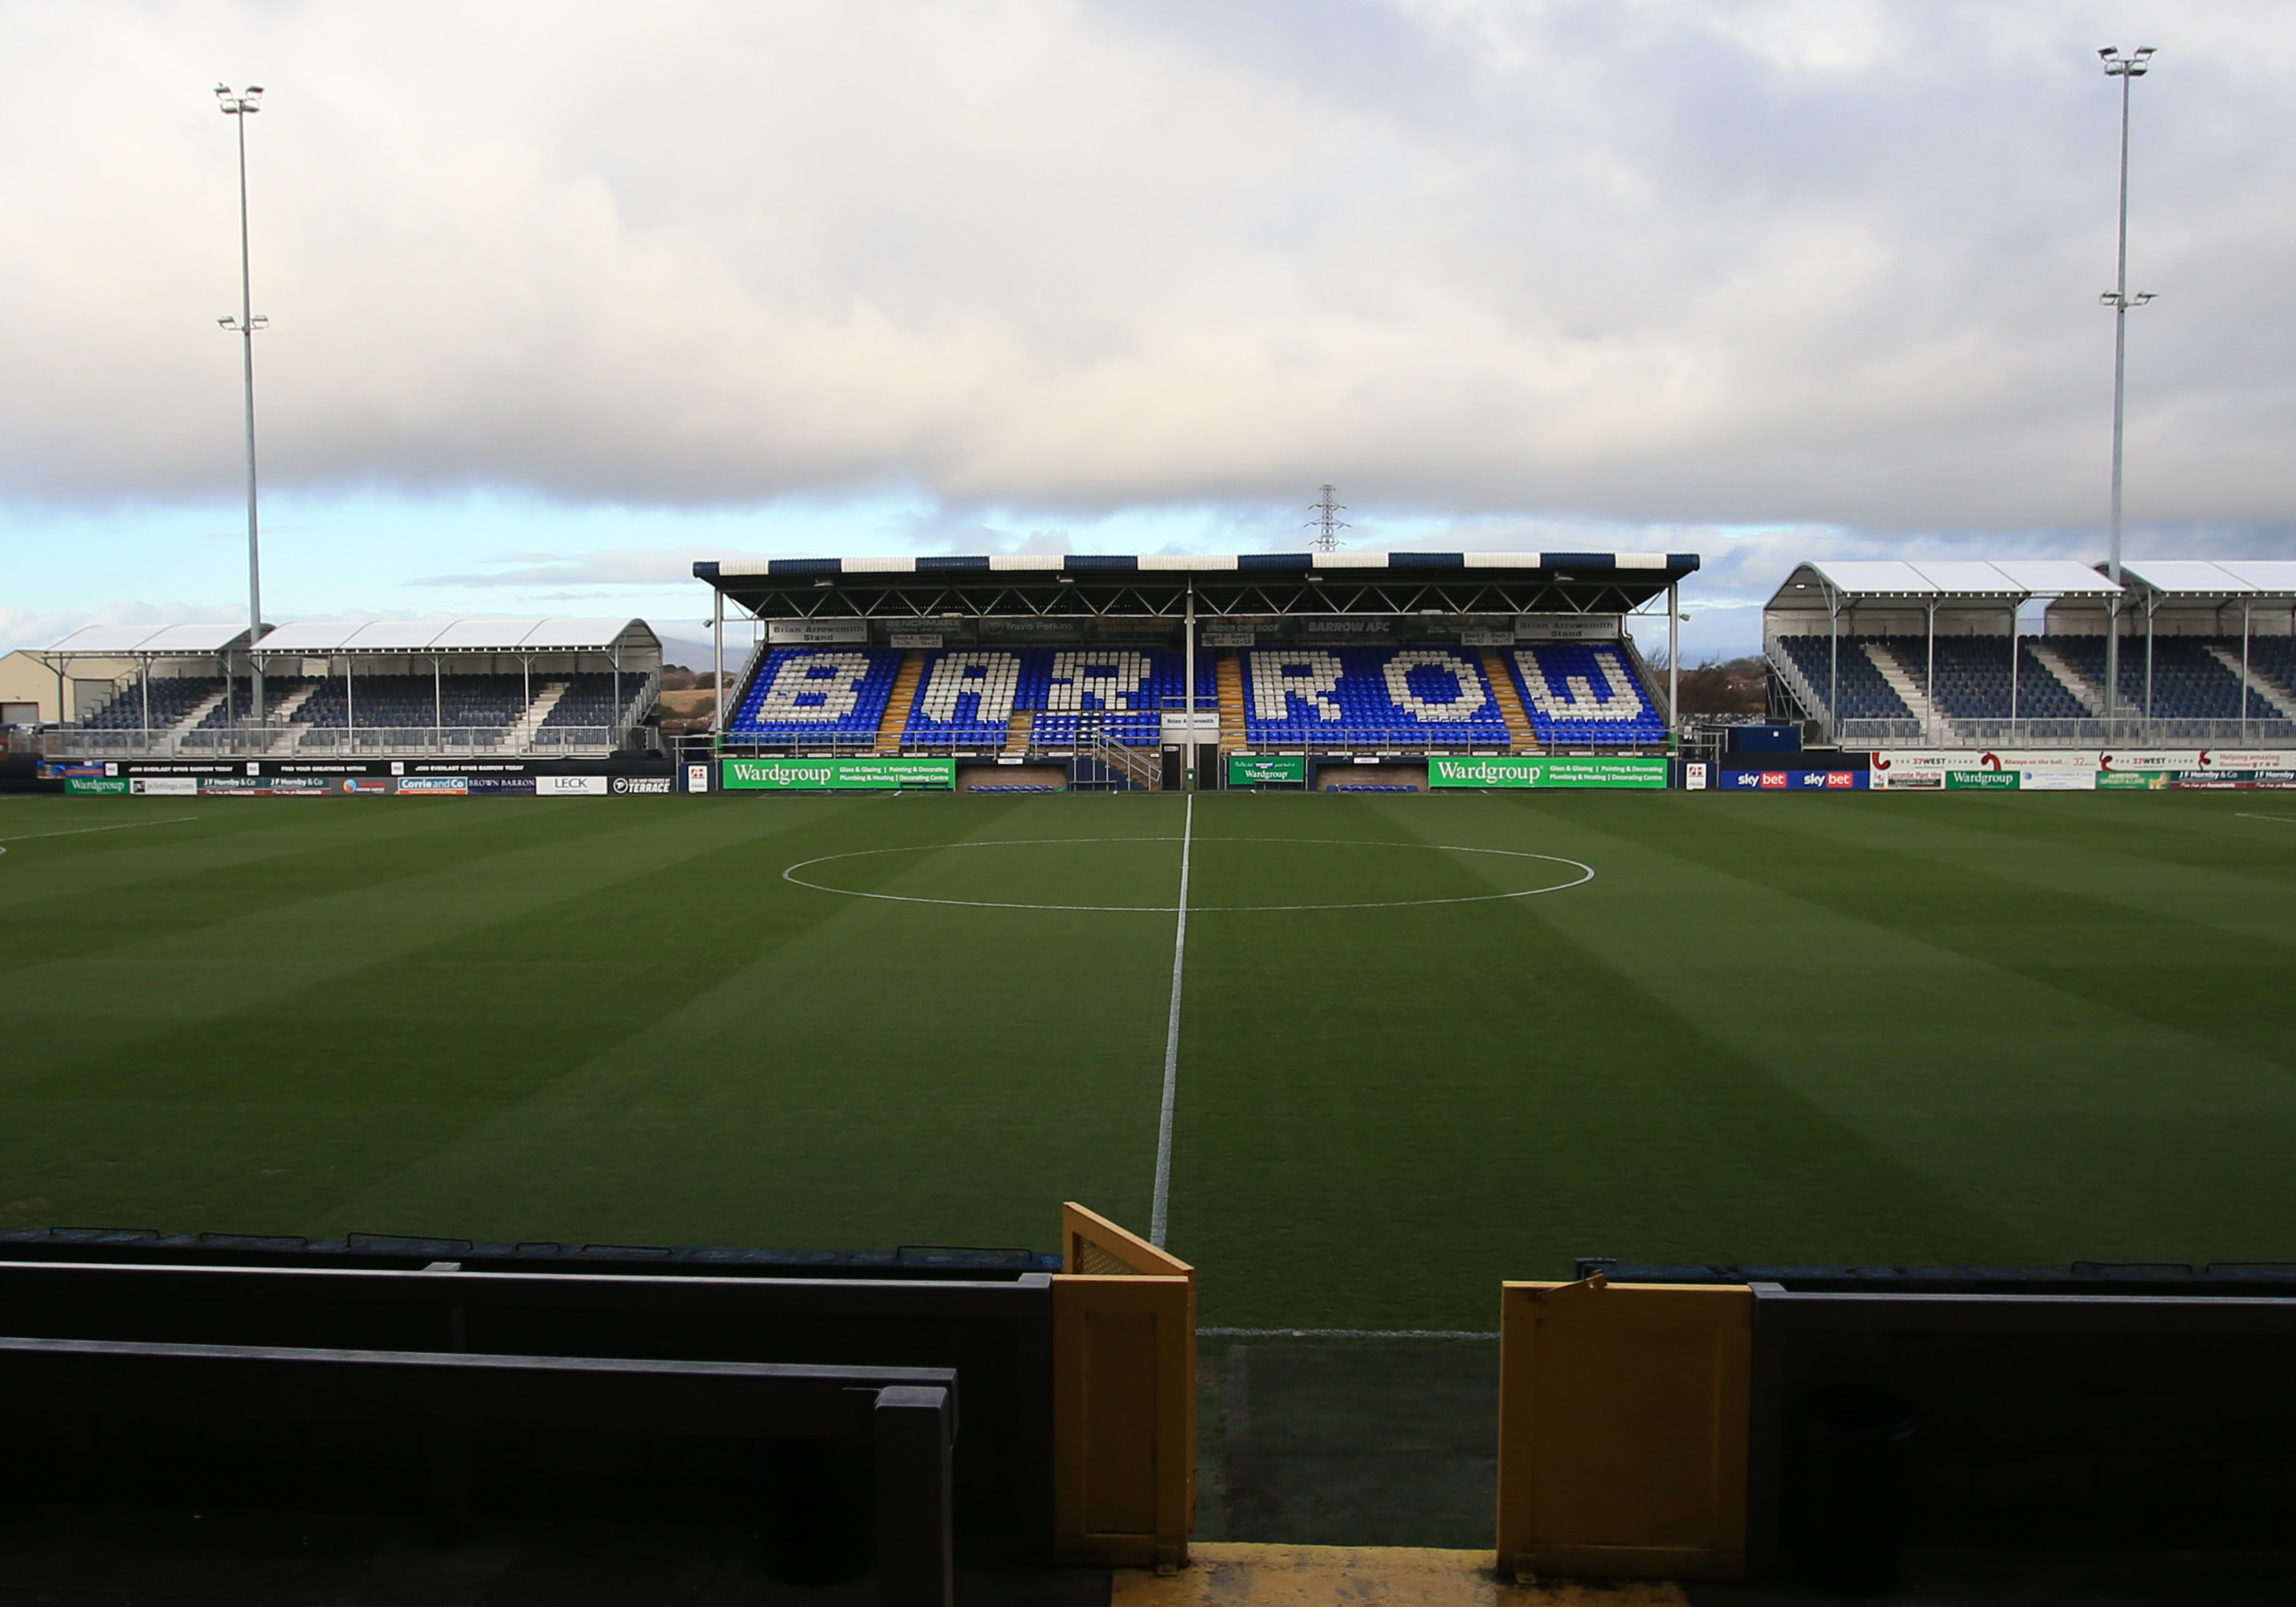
[1505,643,1665,746]
[1241,647,1508,747]
[729,648,903,742]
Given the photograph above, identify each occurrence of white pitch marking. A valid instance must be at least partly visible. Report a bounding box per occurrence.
[779,836,1595,912]
[1150,796,1193,1248]
[0,816,201,844]
[2236,814,2296,824]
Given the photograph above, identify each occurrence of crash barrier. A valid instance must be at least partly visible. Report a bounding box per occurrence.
[1502,1262,2296,1589]
[0,1335,954,1607]
[1052,1202,1195,1570]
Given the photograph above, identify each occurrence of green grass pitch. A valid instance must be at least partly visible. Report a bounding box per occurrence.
[2,788,2293,1330]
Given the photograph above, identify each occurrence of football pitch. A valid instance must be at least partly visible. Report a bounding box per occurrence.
[2,788,2292,1331]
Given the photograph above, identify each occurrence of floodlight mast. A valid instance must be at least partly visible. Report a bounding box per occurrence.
[217,84,268,730]
[2098,47,2155,730]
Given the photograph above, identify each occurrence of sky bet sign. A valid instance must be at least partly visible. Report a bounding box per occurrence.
[1722,767,1869,790]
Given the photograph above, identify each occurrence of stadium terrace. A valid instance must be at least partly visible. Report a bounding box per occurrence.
[694,550,1697,789]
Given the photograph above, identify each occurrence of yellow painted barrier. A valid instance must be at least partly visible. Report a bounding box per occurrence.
[1052,1203,1195,1570]
[1495,1275,1751,1580]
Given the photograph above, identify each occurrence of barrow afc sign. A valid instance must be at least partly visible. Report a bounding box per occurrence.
[1428,754,1668,789]
[721,756,956,791]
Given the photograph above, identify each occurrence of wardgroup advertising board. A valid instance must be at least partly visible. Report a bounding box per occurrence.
[721,756,957,791]
[1428,755,1668,789]
[1228,755,1307,786]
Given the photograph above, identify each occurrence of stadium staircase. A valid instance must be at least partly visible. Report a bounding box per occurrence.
[1861,640,1955,740]
[2024,641,2107,717]
[876,652,925,753]
[1482,651,1538,752]
[1215,653,1246,751]
[2205,644,2296,722]
[262,683,324,754]
[163,685,231,742]
[1003,709,1035,754]
[505,681,570,750]
[1080,734,1160,789]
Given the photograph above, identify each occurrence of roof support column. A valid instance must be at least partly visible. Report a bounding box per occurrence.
[1926,603,1936,746]
[1668,581,1680,749]
[141,654,150,742]
[2145,595,2155,731]
[1183,579,1196,791]
[2009,600,2019,734]
[1828,591,1839,744]
[2242,599,2253,742]
[711,586,725,742]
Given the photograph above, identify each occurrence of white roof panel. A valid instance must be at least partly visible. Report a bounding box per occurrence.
[339,620,447,650]
[1805,561,1940,594]
[1982,560,2122,595]
[516,618,652,650]
[1910,561,2023,595]
[2205,560,2296,597]
[45,622,247,654]
[2120,560,2249,595]
[426,619,533,649]
[1138,554,1238,570]
[247,621,350,653]
[249,618,652,654]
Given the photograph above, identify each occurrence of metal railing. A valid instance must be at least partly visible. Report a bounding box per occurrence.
[38,725,622,759]
[1833,716,2296,749]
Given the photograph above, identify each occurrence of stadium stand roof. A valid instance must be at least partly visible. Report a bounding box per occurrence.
[2117,559,2296,598]
[247,618,659,656]
[1771,559,2122,603]
[694,551,1701,619]
[43,622,252,656]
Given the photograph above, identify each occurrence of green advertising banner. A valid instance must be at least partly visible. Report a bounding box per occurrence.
[721,756,956,791]
[2095,771,2167,790]
[1428,754,1669,789]
[1228,754,1306,786]
[63,777,129,795]
[1943,770,2020,790]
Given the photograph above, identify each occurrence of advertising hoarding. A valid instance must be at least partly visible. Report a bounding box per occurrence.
[1428,755,1669,789]
[721,756,956,791]
[1719,768,1867,790]
[1228,755,1305,786]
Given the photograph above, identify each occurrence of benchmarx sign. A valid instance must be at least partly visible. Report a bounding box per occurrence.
[1428,755,1668,789]
[721,756,956,790]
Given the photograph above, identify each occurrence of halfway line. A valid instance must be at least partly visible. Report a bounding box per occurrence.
[1149,793,1193,1247]
[0,815,200,844]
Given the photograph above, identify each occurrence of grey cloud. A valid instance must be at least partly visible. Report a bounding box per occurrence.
[406,547,774,587]
[1,1,2292,546]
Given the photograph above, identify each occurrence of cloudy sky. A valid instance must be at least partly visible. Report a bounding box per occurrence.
[3,0,2290,661]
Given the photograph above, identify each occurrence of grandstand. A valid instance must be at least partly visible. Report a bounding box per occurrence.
[34,619,662,759]
[1765,558,2296,746]
[698,551,1696,783]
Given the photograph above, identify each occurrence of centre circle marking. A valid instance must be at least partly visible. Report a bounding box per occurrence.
[780,836,1595,912]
